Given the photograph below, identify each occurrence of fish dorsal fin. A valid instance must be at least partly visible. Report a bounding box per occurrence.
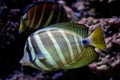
[47,22,88,38]
[23,2,36,14]
[23,1,58,14]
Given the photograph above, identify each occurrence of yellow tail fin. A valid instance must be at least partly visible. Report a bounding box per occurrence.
[89,27,106,50]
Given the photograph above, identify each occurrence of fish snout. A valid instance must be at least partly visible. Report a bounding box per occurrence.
[19,58,25,65]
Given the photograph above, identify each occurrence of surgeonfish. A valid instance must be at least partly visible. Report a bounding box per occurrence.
[19,2,68,34]
[20,22,106,71]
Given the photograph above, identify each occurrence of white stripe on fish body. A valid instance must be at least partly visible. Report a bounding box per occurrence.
[46,31,68,65]
[35,4,46,29]
[28,37,50,70]
[73,32,81,54]
[59,30,74,60]
[59,30,82,63]
[33,27,60,35]
[28,37,36,61]
[33,34,59,68]
[30,28,84,69]
[30,6,37,28]
[44,4,55,26]
[46,29,82,67]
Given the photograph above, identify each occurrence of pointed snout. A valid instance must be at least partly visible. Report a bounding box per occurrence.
[19,59,23,65]
[19,53,31,66]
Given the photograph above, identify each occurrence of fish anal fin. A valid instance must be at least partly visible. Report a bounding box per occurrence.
[63,46,98,69]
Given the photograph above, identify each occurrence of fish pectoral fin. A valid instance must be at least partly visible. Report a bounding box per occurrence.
[36,54,46,61]
[89,27,106,50]
[38,56,46,61]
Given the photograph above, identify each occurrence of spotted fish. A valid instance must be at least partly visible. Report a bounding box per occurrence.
[20,22,106,71]
[19,1,68,34]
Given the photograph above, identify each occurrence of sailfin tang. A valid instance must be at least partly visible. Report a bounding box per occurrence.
[89,27,106,50]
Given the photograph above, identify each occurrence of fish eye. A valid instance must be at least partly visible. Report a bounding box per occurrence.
[26,47,30,53]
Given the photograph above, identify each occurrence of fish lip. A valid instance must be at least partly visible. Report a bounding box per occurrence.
[19,59,24,65]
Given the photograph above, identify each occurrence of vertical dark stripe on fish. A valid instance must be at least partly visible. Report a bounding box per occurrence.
[26,7,34,28]
[44,3,56,26]
[64,32,80,61]
[39,4,51,27]
[51,31,72,64]
[30,36,43,57]
[49,3,61,24]
[30,35,54,68]
[26,41,33,63]
[56,4,61,22]
[30,5,37,28]
[35,4,47,29]
[25,3,46,31]
[38,32,65,67]
[66,33,79,60]
[31,5,43,29]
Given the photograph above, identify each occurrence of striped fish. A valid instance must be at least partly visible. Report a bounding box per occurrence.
[20,22,106,71]
[19,2,68,34]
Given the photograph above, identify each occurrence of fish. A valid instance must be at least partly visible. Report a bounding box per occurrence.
[19,1,68,34]
[20,22,106,71]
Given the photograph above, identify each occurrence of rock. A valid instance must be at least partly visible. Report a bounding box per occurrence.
[96,65,108,71]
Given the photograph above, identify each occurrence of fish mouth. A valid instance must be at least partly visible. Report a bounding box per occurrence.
[19,57,28,66]
[19,59,24,65]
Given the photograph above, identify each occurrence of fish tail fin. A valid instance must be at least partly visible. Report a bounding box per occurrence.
[89,27,106,50]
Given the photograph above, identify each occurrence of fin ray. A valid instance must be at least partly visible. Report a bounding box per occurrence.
[48,22,89,38]
[63,46,98,69]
